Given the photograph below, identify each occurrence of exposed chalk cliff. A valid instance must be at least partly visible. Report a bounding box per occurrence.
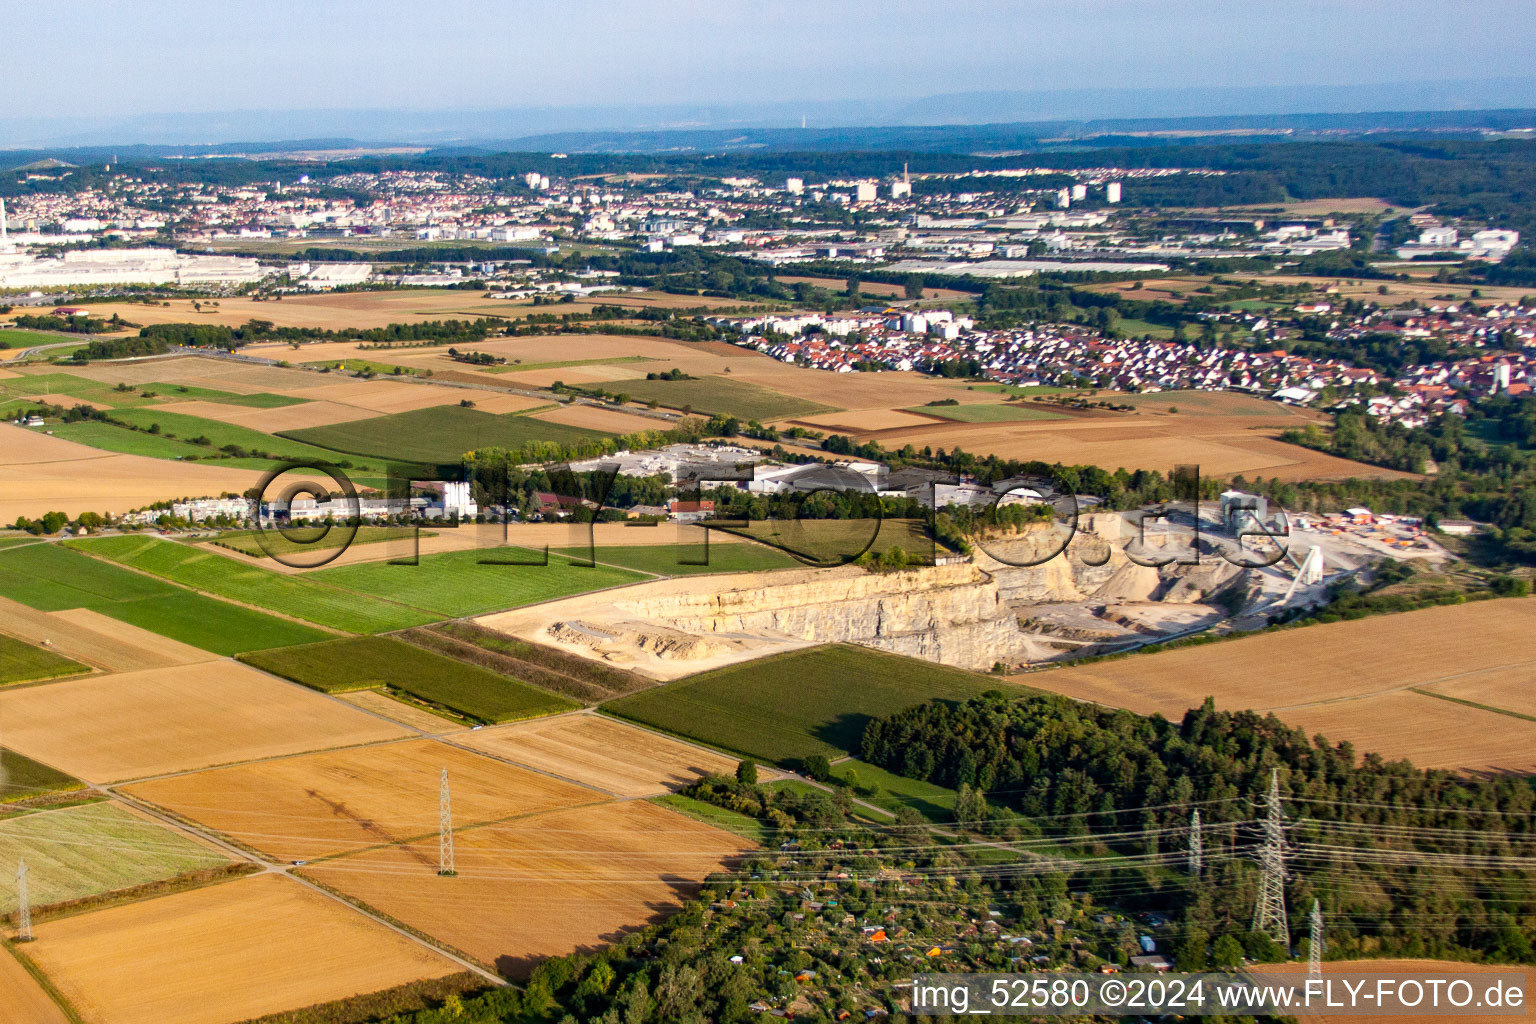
[609,561,1047,671]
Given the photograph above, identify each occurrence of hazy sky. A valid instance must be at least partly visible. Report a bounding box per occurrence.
[9,0,1536,118]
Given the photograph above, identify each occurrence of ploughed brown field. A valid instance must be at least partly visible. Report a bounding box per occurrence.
[452,711,742,798]
[21,874,459,1024]
[1016,599,1536,772]
[123,738,606,863]
[301,799,751,977]
[0,660,409,783]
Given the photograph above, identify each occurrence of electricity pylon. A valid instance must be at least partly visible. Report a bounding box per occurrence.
[16,859,32,942]
[1308,899,1324,980]
[1251,769,1290,946]
[1188,809,1203,876]
[438,769,456,877]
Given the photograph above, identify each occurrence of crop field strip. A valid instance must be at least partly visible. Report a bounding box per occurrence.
[1016,598,1536,772]
[311,545,646,618]
[297,799,753,978]
[0,801,231,915]
[1,748,86,804]
[238,636,578,724]
[548,541,800,576]
[604,643,1008,762]
[121,738,605,864]
[64,405,394,475]
[207,524,426,558]
[401,621,652,704]
[0,541,329,654]
[0,597,217,674]
[0,370,305,410]
[587,374,835,420]
[70,535,438,633]
[904,402,1067,423]
[452,712,743,798]
[0,633,90,685]
[0,660,411,783]
[281,403,610,463]
[22,873,461,1024]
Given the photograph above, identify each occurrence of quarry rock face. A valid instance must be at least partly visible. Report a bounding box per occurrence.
[612,562,1042,671]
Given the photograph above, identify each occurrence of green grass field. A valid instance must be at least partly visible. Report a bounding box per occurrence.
[104,407,388,471]
[283,405,608,464]
[312,545,644,617]
[594,375,835,421]
[909,403,1064,423]
[710,517,940,566]
[0,802,230,914]
[0,372,300,410]
[0,634,88,686]
[0,542,329,654]
[240,636,575,724]
[1114,317,1177,339]
[489,356,654,374]
[208,526,428,558]
[551,542,799,575]
[70,535,435,633]
[964,384,1078,397]
[0,329,78,349]
[47,419,215,459]
[650,793,767,843]
[604,644,1002,763]
[833,758,958,821]
[300,359,428,377]
[0,749,85,804]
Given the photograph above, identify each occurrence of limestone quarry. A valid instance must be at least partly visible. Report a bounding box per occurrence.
[475,514,1279,678]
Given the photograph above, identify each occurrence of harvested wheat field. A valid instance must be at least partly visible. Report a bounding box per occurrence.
[0,947,69,1024]
[0,423,268,521]
[151,397,376,432]
[1417,665,1536,718]
[0,598,212,673]
[302,799,750,977]
[0,661,409,783]
[124,739,605,862]
[852,412,1406,481]
[282,379,466,413]
[1264,959,1530,1024]
[338,689,468,731]
[530,404,669,435]
[23,873,459,1024]
[59,355,319,393]
[1276,691,1536,773]
[1018,600,1536,771]
[792,408,955,431]
[454,712,742,797]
